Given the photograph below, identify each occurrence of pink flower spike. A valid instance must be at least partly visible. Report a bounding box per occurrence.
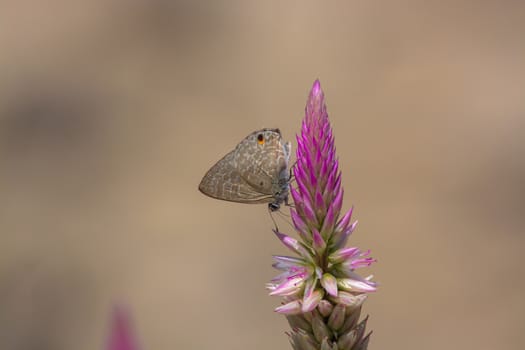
[268,81,377,349]
[106,305,140,350]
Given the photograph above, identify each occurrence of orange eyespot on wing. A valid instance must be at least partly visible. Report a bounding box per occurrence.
[257,133,265,145]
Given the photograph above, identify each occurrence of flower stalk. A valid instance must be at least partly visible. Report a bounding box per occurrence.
[268,80,377,350]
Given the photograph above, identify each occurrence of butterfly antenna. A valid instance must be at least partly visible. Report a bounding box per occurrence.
[275,209,295,230]
[268,207,295,232]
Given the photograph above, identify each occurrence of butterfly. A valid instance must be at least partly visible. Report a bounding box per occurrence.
[199,128,291,212]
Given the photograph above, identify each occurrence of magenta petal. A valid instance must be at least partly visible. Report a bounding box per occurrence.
[336,207,354,232]
[315,146,323,168]
[338,253,376,275]
[331,187,344,218]
[271,270,295,283]
[324,169,336,197]
[272,255,305,271]
[311,79,322,95]
[274,231,299,250]
[291,209,310,242]
[290,209,305,229]
[296,135,304,155]
[290,187,302,207]
[275,300,302,314]
[320,138,331,160]
[334,292,368,308]
[333,172,342,196]
[333,220,359,250]
[107,305,140,350]
[312,229,326,253]
[317,300,334,317]
[294,164,308,187]
[269,276,305,296]
[329,247,360,264]
[349,220,358,232]
[314,189,326,215]
[351,257,377,269]
[301,196,318,226]
[320,273,338,297]
[303,277,315,300]
[297,177,312,201]
[274,230,313,260]
[305,155,317,186]
[319,159,329,183]
[338,277,377,293]
[302,289,324,313]
[320,203,336,239]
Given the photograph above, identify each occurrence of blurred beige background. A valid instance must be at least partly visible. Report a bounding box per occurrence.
[0,1,524,349]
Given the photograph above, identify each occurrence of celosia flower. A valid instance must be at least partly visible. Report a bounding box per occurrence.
[267,80,377,350]
[106,305,141,350]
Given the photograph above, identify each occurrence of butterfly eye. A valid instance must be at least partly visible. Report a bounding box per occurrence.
[257,133,265,145]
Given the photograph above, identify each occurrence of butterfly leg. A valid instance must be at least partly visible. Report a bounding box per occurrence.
[268,205,280,231]
[287,160,297,183]
[284,195,295,209]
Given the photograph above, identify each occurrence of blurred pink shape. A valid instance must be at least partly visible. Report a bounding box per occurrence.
[106,305,141,350]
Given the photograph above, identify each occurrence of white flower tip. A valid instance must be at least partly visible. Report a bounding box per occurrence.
[275,300,302,315]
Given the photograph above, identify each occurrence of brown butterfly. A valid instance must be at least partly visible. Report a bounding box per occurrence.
[199,128,291,211]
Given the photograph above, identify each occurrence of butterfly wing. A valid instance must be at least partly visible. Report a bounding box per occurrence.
[199,150,275,203]
[235,130,289,197]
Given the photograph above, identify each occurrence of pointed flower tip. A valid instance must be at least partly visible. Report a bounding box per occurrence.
[275,300,303,315]
[302,289,324,312]
[320,273,338,297]
[273,230,295,246]
[338,278,378,293]
[334,292,368,309]
[311,79,322,95]
[273,230,312,259]
[312,229,326,252]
